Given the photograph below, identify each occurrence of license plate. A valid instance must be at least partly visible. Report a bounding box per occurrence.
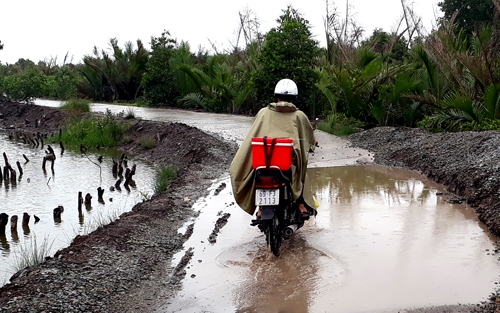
[255,189,280,206]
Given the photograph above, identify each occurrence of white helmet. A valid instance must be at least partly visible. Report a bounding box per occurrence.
[274,78,298,96]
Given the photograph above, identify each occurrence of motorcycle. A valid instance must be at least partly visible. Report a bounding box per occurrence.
[250,137,305,256]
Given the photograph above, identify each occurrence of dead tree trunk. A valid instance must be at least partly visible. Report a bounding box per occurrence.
[59,141,64,154]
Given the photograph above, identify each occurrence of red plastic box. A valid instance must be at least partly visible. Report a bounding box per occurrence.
[251,137,294,170]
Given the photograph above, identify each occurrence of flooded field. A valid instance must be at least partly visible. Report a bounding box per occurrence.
[162,166,499,313]
[0,132,157,284]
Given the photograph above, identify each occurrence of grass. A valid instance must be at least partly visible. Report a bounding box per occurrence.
[137,136,156,149]
[52,109,130,147]
[60,99,91,113]
[317,113,366,136]
[154,165,177,195]
[11,236,54,272]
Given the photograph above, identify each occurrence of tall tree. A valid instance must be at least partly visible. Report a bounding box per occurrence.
[252,6,321,115]
[438,0,495,37]
[142,30,178,106]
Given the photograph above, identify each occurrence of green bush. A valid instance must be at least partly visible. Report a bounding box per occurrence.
[60,99,91,112]
[55,109,129,147]
[317,113,366,136]
[0,70,45,103]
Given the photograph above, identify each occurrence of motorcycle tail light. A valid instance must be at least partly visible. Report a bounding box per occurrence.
[255,177,281,188]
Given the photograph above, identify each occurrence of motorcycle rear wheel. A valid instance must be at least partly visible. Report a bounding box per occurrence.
[265,215,281,256]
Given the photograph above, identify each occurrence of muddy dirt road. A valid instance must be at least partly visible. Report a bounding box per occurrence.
[2,100,497,313]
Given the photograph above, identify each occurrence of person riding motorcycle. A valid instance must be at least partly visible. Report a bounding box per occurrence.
[230,78,317,219]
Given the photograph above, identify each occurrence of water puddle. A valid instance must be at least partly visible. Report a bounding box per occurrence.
[0,133,157,284]
[163,165,499,313]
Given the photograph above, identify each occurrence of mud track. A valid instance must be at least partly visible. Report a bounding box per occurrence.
[1,104,500,312]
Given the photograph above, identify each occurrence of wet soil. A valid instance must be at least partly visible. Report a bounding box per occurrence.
[1,104,500,312]
[0,102,237,312]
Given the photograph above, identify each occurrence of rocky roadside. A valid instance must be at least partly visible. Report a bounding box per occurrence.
[0,102,238,312]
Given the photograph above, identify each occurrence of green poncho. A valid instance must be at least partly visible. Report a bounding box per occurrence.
[229,102,316,215]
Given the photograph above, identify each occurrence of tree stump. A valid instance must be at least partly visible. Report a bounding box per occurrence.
[78,191,83,212]
[84,193,92,205]
[53,206,64,222]
[0,213,9,234]
[16,161,23,176]
[10,215,18,231]
[3,166,9,181]
[97,187,105,203]
[23,212,30,225]
[114,178,122,191]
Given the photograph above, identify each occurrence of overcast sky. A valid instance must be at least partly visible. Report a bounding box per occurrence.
[0,0,442,65]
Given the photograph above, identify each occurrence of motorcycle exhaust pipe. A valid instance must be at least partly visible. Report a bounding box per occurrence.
[283,224,298,238]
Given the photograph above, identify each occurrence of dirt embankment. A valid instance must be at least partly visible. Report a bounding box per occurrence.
[0,102,238,312]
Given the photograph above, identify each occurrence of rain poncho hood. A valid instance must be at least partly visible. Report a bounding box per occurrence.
[230,102,316,215]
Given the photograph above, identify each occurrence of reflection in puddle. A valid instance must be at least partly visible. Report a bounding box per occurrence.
[164,166,500,313]
[306,165,499,312]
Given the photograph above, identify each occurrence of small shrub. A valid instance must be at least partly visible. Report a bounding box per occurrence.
[317,113,366,136]
[11,236,53,272]
[54,110,129,147]
[137,136,156,149]
[154,165,177,194]
[125,107,136,119]
[60,99,91,113]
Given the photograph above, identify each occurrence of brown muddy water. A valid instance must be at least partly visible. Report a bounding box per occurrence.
[162,166,499,313]
[0,133,157,285]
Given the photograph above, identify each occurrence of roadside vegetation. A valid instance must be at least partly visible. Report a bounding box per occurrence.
[11,236,53,272]
[153,165,177,194]
[1,0,499,133]
[52,109,130,147]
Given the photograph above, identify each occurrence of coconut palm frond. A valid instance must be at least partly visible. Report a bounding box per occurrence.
[178,92,207,109]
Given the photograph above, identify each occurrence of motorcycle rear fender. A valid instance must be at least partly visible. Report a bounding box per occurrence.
[260,206,275,220]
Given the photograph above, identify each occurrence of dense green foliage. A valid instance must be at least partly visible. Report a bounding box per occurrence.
[2,2,500,134]
[141,31,179,106]
[252,6,321,115]
[80,38,148,102]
